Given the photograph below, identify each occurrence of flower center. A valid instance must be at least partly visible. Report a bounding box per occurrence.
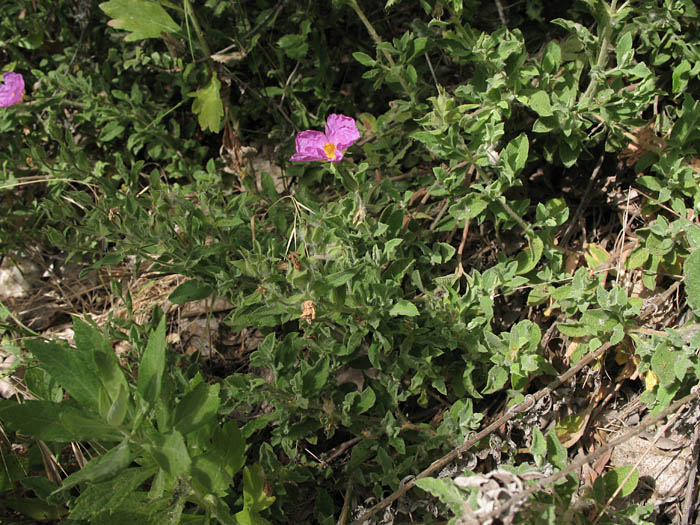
[323,142,337,160]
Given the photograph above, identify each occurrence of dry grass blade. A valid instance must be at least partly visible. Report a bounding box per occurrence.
[37,440,65,485]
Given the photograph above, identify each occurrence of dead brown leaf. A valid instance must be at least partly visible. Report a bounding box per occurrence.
[301,300,316,324]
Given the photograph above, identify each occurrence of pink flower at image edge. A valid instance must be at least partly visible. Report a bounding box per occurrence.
[0,72,24,107]
[290,114,360,162]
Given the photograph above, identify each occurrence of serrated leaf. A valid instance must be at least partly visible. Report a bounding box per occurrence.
[581,309,617,333]
[192,453,234,497]
[70,467,155,520]
[433,242,456,264]
[459,193,489,220]
[0,400,93,441]
[389,299,419,317]
[191,73,223,132]
[637,175,663,191]
[343,387,377,416]
[26,339,103,414]
[99,0,179,41]
[559,139,579,167]
[616,31,633,67]
[532,116,555,133]
[415,478,467,518]
[384,238,404,256]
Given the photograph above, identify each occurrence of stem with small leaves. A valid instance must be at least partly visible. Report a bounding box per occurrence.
[183,0,211,58]
[462,148,535,242]
[580,0,619,105]
[346,0,412,100]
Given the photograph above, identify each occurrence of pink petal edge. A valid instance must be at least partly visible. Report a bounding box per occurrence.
[289,115,359,162]
[290,130,328,161]
[325,114,360,151]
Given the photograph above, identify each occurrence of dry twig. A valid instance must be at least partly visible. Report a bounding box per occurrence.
[349,341,614,524]
[680,421,700,525]
[560,152,606,249]
[477,388,700,525]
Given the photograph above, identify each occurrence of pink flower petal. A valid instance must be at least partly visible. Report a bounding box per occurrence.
[325,114,360,151]
[0,72,24,107]
[290,114,360,162]
[290,130,329,161]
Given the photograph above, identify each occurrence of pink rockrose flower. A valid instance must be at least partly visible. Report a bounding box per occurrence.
[290,114,360,162]
[0,72,24,107]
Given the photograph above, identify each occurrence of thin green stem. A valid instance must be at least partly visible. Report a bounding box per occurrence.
[461,149,535,241]
[346,0,411,98]
[0,301,41,337]
[580,0,617,104]
[0,177,99,191]
[183,0,211,58]
[497,196,535,240]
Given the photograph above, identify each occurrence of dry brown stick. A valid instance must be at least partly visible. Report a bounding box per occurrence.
[639,280,682,323]
[338,478,353,525]
[476,387,700,525]
[326,436,363,465]
[456,218,470,276]
[560,152,606,249]
[429,199,449,231]
[349,341,613,525]
[593,409,680,525]
[680,420,700,525]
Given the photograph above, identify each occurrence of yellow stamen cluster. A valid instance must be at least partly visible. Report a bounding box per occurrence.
[323,142,337,160]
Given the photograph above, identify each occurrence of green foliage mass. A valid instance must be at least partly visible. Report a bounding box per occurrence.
[0,0,699,523]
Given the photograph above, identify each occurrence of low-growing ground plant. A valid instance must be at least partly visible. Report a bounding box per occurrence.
[1,0,700,523]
